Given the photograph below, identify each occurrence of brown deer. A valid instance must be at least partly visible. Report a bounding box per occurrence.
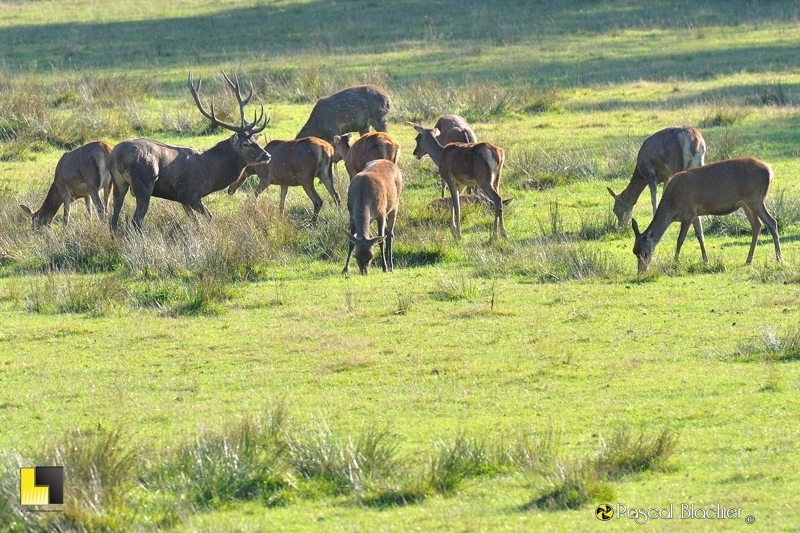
[607,126,705,229]
[343,160,403,275]
[332,131,400,179]
[227,137,340,225]
[108,72,270,230]
[631,157,781,273]
[427,115,478,198]
[409,122,506,241]
[20,141,113,228]
[296,85,390,160]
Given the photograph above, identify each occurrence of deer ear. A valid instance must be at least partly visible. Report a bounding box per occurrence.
[368,235,386,246]
[251,133,261,142]
[645,229,654,240]
[431,128,440,138]
[19,204,34,217]
[607,186,619,199]
[631,218,641,237]
[333,135,341,143]
[407,121,424,133]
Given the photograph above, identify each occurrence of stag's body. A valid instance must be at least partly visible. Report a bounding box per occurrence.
[109,72,270,230]
[343,160,403,275]
[332,132,400,179]
[431,115,478,197]
[21,141,113,228]
[632,157,781,273]
[608,126,705,229]
[409,122,506,241]
[228,137,340,224]
[296,85,390,152]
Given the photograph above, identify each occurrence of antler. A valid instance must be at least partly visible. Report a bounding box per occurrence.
[188,71,269,135]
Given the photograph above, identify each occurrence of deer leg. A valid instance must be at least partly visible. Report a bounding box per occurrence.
[278,186,289,216]
[301,182,324,226]
[674,220,693,262]
[639,161,659,215]
[478,183,506,242]
[446,177,462,240]
[741,204,765,265]
[110,180,129,231]
[62,200,71,226]
[132,193,152,232]
[343,220,356,274]
[255,171,272,198]
[376,216,388,272]
[692,217,708,263]
[89,190,105,220]
[751,202,782,262]
[83,196,92,217]
[181,204,199,223]
[320,169,341,209]
[385,208,397,272]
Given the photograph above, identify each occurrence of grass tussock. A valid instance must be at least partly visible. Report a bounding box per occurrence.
[0,409,676,530]
[593,427,677,480]
[732,327,800,362]
[526,426,676,512]
[145,409,290,511]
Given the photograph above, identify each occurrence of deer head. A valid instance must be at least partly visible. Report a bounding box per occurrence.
[631,218,655,273]
[346,233,386,275]
[607,186,635,230]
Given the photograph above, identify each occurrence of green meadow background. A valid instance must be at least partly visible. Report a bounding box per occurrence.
[1,1,800,531]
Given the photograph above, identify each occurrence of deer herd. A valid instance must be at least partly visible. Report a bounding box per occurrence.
[20,71,783,275]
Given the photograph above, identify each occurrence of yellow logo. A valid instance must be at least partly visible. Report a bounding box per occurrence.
[20,467,63,506]
[596,504,614,521]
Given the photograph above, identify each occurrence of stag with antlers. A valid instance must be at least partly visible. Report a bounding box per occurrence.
[108,71,271,230]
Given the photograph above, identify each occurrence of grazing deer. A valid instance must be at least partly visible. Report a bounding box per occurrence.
[428,115,478,198]
[607,126,705,229]
[631,157,781,273]
[332,131,400,179]
[409,122,506,241]
[20,141,113,228]
[108,72,270,231]
[296,85,390,160]
[343,160,403,275]
[228,137,340,225]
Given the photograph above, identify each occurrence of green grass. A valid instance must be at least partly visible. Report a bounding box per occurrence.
[2,0,800,531]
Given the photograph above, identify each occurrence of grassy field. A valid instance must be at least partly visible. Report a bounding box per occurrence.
[2,0,800,531]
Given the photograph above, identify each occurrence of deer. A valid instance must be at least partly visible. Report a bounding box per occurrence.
[108,71,270,231]
[408,122,506,242]
[607,126,705,230]
[331,131,400,179]
[631,157,781,273]
[429,115,478,198]
[343,159,403,275]
[227,136,340,225]
[20,141,113,228]
[296,85,391,161]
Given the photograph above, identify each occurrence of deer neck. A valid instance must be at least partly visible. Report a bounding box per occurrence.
[201,139,248,192]
[36,183,65,224]
[619,167,649,205]
[642,201,675,246]
[422,134,445,167]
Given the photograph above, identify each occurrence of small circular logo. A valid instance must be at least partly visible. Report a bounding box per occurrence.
[596,504,613,521]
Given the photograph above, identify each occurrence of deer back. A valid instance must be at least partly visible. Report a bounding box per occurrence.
[297,85,391,143]
[439,142,504,185]
[661,157,772,219]
[434,115,477,145]
[637,126,705,182]
[348,160,402,234]
[343,132,400,178]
